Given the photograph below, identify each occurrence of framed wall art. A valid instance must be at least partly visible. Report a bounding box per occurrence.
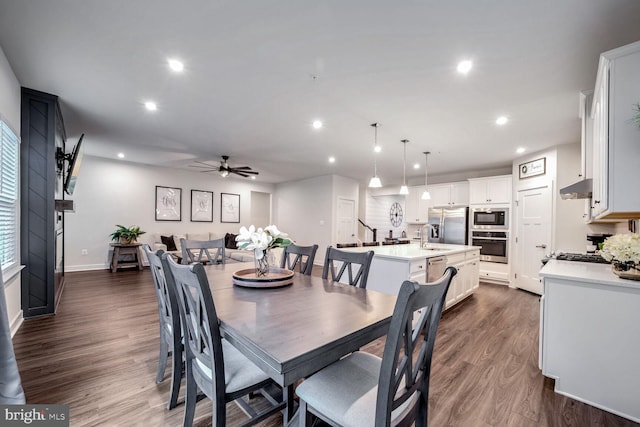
[519,157,546,179]
[220,192,240,223]
[191,190,213,222]
[155,186,182,221]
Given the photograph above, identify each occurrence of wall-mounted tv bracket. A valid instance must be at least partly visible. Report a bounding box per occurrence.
[56,147,71,175]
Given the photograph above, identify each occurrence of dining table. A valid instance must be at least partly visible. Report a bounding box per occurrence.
[203,261,398,424]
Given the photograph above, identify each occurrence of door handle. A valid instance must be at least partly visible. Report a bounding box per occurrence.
[536,244,547,249]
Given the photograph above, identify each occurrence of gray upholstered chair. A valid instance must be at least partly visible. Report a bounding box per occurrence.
[322,247,374,288]
[280,243,318,276]
[180,238,225,265]
[296,267,457,427]
[161,254,285,427]
[142,244,182,409]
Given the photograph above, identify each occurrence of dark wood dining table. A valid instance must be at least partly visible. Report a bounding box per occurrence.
[203,262,397,423]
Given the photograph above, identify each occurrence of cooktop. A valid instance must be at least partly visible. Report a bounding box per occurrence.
[554,252,610,264]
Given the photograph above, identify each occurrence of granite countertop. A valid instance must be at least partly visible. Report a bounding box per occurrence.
[341,243,480,261]
[540,259,640,290]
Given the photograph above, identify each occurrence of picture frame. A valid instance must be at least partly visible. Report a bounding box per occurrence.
[155,186,182,221]
[191,190,213,222]
[220,193,240,223]
[519,157,546,179]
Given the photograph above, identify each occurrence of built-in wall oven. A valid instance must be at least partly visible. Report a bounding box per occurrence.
[471,230,509,263]
[471,208,508,230]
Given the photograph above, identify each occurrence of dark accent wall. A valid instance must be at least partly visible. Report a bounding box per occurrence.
[20,88,66,317]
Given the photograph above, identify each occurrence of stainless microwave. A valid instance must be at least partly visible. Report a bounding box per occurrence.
[471,208,508,230]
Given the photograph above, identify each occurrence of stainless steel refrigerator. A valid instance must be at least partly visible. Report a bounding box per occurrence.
[427,207,469,245]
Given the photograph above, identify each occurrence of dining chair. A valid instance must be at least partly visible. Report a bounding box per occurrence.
[180,238,225,265]
[296,267,457,427]
[322,247,374,288]
[161,254,285,427]
[142,244,182,410]
[280,243,318,275]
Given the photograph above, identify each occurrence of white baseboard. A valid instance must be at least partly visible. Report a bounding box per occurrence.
[10,310,23,338]
[65,263,109,272]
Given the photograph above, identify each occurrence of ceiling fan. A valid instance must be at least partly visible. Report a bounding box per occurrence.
[189,155,259,178]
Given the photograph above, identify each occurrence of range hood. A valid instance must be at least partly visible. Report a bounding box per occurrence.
[559,178,592,200]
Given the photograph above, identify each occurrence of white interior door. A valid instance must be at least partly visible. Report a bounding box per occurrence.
[337,198,356,244]
[515,185,552,295]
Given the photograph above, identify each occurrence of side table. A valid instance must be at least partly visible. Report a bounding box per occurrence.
[110,243,143,272]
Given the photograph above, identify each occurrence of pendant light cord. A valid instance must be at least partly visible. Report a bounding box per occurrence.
[401,139,408,186]
[424,151,430,187]
[371,123,379,176]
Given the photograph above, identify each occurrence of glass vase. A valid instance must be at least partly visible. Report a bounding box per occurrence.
[611,261,640,281]
[254,249,272,277]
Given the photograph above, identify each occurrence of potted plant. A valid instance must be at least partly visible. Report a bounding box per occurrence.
[110,225,146,244]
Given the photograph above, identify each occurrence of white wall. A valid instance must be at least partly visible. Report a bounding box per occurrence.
[273,175,333,262]
[0,45,23,335]
[250,191,271,227]
[64,155,275,270]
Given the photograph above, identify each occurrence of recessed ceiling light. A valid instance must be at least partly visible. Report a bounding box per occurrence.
[516,147,526,154]
[144,101,157,111]
[374,145,382,153]
[457,60,473,74]
[251,176,256,180]
[413,163,420,169]
[168,58,184,72]
[117,153,125,159]
[496,116,508,125]
[312,120,323,129]
[328,156,336,163]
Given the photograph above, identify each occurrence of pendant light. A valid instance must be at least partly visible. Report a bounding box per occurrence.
[399,139,409,195]
[368,123,382,188]
[421,151,431,200]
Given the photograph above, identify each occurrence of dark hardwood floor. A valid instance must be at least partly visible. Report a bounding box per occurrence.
[12,268,637,427]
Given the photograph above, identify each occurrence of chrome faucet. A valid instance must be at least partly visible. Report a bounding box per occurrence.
[420,224,432,248]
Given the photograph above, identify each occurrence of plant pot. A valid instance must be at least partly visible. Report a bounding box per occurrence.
[119,237,134,244]
[611,261,640,281]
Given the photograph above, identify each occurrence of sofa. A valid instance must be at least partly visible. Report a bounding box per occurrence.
[151,232,256,262]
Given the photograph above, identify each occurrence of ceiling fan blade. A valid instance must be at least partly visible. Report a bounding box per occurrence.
[233,171,251,177]
[230,166,252,170]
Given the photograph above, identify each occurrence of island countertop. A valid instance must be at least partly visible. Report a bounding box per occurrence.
[540,259,640,290]
[340,243,480,262]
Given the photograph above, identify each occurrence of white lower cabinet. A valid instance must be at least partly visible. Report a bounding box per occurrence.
[445,250,480,309]
[365,249,479,311]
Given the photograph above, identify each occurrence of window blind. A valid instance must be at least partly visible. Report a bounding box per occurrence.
[0,120,19,270]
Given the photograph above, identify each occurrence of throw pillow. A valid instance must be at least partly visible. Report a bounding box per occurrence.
[161,235,177,252]
[225,233,238,250]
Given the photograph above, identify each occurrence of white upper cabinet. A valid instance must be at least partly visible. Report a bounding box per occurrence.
[468,175,512,205]
[427,182,469,207]
[405,185,429,223]
[590,40,640,220]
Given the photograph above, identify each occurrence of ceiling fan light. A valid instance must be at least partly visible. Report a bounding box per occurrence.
[369,176,382,188]
[399,185,409,195]
[421,190,431,200]
[220,170,229,178]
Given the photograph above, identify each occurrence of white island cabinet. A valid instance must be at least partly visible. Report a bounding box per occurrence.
[539,260,640,423]
[342,244,480,310]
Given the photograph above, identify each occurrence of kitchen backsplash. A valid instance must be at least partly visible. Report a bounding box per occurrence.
[363,193,407,241]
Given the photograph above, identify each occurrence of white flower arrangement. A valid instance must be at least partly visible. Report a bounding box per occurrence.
[236,225,291,260]
[600,233,640,264]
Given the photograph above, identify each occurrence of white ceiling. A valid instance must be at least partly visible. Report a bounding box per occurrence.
[1,1,640,185]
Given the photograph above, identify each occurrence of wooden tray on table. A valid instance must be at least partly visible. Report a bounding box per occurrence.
[232,268,294,288]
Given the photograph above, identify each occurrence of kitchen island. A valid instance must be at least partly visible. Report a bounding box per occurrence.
[539,260,640,423]
[342,243,480,309]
